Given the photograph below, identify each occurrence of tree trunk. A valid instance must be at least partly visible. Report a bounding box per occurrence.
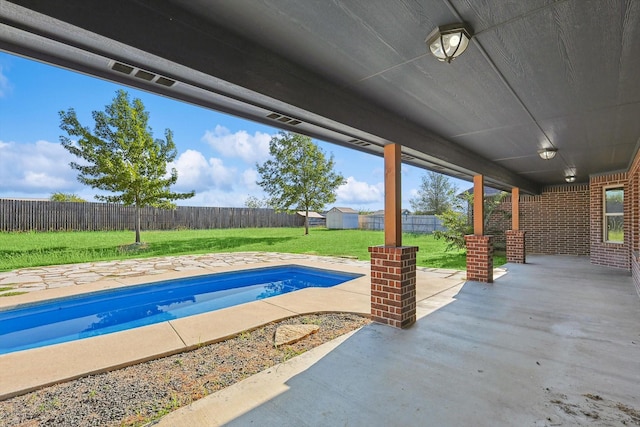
[304,208,309,235]
[135,204,141,243]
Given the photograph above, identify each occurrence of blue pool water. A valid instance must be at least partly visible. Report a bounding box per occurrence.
[0,265,362,355]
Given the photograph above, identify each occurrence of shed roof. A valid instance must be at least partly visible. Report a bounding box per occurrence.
[458,186,503,198]
[296,211,325,219]
[329,207,358,214]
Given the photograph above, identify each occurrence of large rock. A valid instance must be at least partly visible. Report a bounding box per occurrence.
[274,324,319,347]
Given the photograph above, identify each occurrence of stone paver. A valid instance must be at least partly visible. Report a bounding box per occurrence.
[0,252,375,294]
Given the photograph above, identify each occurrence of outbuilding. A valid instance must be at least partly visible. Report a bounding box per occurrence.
[296,211,326,228]
[326,207,359,229]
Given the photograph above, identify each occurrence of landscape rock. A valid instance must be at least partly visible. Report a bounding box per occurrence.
[274,324,319,347]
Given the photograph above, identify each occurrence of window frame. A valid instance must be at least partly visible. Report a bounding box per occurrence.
[603,185,624,244]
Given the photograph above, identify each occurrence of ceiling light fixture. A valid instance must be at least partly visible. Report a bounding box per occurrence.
[426,23,473,63]
[538,148,558,160]
[565,175,576,183]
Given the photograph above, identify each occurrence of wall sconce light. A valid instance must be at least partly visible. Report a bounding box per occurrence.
[426,23,472,63]
[538,148,558,160]
[565,175,576,183]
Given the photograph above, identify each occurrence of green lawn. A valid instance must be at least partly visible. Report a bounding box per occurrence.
[0,228,505,272]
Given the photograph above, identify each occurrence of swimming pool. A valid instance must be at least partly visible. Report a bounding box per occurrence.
[0,265,363,355]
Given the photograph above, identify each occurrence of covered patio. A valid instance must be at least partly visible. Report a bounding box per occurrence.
[158,255,640,426]
[3,1,640,310]
[1,1,640,423]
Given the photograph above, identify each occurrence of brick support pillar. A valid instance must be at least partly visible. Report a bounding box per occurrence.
[506,230,526,264]
[465,235,494,283]
[369,245,418,328]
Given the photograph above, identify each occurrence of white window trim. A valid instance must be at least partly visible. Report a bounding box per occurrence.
[603,185,624,244]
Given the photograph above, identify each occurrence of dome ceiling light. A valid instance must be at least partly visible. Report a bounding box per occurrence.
[426,23,473,63]
[538,148,558,160]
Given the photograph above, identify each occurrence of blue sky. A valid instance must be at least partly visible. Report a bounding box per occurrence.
[0,51,469,210]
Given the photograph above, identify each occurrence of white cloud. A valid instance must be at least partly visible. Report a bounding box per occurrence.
[336,176,384,205]
[0,65,10,98]
[171,149,209,188]
[0,141,263,207]
[170,150,240,193]
[0,139,79,194]
[207,157,236,190]
[202,125,272,164]
[242,168,260,190]
[22,171,69,189]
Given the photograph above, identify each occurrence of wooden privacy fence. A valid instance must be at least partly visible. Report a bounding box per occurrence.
[0,199,304,232]
[359,214,445,234]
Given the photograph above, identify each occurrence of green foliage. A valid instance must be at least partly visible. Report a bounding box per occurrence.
[256,132,345,234]
[50,192,86,202]
[433,207,472,251]
[280,346,306,361]
[244,195,270,209]
[410,171,458,215]
[0,291,28,297]
[434,191,509,251]
[59,90,195,243]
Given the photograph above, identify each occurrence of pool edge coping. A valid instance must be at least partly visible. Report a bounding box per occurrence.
[0,260,372,400]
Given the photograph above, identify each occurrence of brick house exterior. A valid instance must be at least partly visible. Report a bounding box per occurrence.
[487,185,590,256]
[479,148,640,297]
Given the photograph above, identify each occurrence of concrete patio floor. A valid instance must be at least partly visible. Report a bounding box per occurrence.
[157,255,640,426]
[0,253,466,399]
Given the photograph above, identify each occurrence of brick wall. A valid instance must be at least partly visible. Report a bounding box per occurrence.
[629,150,640,295]
[488,185,590,256]
[465,235,493,283]
[506,230,526,263]
[590,173,630,269]
[368,246,418,328]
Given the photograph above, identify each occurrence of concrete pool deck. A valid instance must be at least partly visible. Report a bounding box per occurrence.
[0,252,468,399]
[158,255,640,427]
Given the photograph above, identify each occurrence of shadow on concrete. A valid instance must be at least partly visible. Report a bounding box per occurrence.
[225,255,640,426]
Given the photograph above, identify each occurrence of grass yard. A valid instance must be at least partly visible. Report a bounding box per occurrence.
[0,228,505,272]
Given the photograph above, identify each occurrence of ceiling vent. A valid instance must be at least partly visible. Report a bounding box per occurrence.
[134,69,155,81]
[401,154,416,161]
[110,61,176,88]
[111,62,134,74]
[155,76,177,87]
[348,139,371,147]
[266,112,302,126]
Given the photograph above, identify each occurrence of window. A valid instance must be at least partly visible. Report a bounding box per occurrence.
[604,187,624,243]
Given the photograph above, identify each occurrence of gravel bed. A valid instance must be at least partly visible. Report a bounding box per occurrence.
[0,313,370,427]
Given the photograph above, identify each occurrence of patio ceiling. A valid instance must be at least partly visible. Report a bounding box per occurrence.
[2,0,640,194]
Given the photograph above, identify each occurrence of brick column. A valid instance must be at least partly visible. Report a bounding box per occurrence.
[506,230,526,263]
[465,235,494,283]
[369,246,418,328]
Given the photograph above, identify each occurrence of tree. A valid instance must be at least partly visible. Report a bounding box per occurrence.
[410,171,458,215]
[434,190,509,251]
[59,89,194,243]
[244,195,270,209]
[50,192,86,202]
[256,132,345,235]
